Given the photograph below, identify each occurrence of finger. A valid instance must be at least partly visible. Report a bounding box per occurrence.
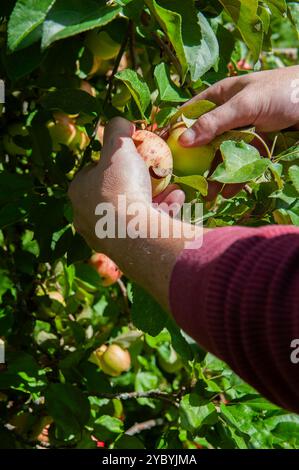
[154,186,186,218]
[101,118,142,169]
[103,117,135,144]
[102,117,136,157]
[181,76,246,108]
[179,94,253,147]
[153,184,181,204]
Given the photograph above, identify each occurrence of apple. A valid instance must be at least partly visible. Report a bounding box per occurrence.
[92,344,131,377]
[47,113,89,152]
[133,130,173,197]
[85,30,120,61]
[89,253,122,287]
[167,123,215,176]
[3,122,29,155]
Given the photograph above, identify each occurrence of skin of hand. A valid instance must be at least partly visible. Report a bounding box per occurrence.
[180,65,299,147]
[68,117,203,311]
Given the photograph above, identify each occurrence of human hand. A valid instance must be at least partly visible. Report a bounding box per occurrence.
[68,117,195,310]
[180,65,299,147]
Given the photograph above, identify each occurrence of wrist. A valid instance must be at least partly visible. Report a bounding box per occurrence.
[103,205,203,310]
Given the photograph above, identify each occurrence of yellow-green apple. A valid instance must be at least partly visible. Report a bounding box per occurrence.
[167,122,215,176]
[133,130,173,197]
[47,113,89,152]
[91,344,131,377]
[89,253,122,287]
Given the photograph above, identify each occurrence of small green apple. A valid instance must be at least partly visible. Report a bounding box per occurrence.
[85,30,120,61]
[167,123,215,176]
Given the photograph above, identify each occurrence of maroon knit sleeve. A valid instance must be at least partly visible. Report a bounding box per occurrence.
[169,225,299,413]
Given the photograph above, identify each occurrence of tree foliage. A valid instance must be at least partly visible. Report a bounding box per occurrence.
[0,0,299,449]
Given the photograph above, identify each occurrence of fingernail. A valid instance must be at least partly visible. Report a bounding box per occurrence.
[179,128,196,145]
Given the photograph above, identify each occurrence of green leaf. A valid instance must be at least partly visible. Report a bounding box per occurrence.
[275,145,299,163]
[165,317,193,362]
[210,141,270,184]
[115,69,151,118]
[147,0,219,82]
[266,0,287,14]
[114,434,144,449]
[288,2,299,39]
[146,0,187,80]
[154,63,189,103]
[8,0,55,52]
[2,43,44,81]
[155,107,177,127]
[42,89,98,114]
[131,284,168,336]
[45,383,90,438]
[0,201,29,229]
[0,270,16,303]
[0,172,33,205]
[219,0,263,62]
[75,264,102,291]
[173,175,208,196]
[135,371,159,408]
[0,352,47,394]
[180,394,217,432]
[212,128,255,149]
[170,99,216,124]
[0,307,14,336]
[67,233,92,265]
[41,0,121,49]
[93,415,123,441]
[288,165,299,193]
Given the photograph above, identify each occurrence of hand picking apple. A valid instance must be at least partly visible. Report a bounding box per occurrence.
[69,66,299,414]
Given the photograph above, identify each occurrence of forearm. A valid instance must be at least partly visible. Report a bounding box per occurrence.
[170,225,299,412]
[101,206,204,312]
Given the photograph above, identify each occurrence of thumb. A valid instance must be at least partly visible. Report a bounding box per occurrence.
[179,96,251,147]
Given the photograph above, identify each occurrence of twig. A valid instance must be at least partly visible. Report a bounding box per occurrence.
[129,20,137,70]
[126,418,164,436]
[151,32,183,81]
[88,23,131,149]
[95,390,179,407]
